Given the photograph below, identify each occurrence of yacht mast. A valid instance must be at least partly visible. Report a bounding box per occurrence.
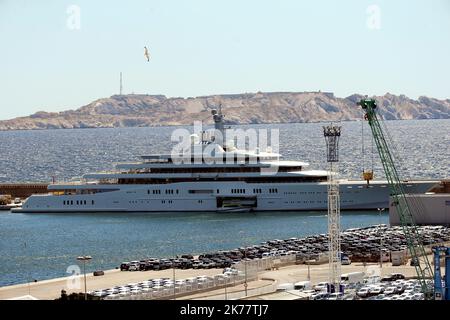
[211,104,225,147]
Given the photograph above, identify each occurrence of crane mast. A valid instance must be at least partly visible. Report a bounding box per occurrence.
[358,98,434,298]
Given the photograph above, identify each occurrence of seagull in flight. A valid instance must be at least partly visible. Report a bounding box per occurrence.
[144,46,150,62]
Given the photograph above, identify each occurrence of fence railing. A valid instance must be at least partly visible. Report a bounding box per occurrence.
[105,255,303,300]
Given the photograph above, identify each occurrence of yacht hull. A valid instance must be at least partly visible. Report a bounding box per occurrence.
[15,180,437,213]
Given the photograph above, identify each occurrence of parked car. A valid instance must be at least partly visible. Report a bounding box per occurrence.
[160,259,172,269]
[381,275,394,282]
[150,261,160,270]
[412,293,424,300]
[341,272,364,284]
[390,273,405,280]
[392,286,403,294]
[128,262,139,271]
[294,281,312,291]
[192,260,202,269]
[369,286,385,295]
[139,261,147,271]
[310,292,328,300]
[384,287,397,295]
[356,287,370,298]
[341,256,351,265]
[171,259,182,268]
[223,267,237,274]
[184,277,197,284]
[328,292,344,300]
[221,259,232,268]
[179,259,193,269]
[202,260,216,269]
[410,257,419,266]
[120,262,130,271]
[277,283,295,291]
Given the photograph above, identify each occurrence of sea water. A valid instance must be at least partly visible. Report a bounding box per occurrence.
[0,119,448,286]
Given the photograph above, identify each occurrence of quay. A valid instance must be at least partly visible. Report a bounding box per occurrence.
[0,255,435,300]
[0,268,223,300]
[1,224,449,300]
[0,183,48,199]
[390,179,450,226]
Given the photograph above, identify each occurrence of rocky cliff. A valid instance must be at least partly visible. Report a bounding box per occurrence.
[0,92,448,130]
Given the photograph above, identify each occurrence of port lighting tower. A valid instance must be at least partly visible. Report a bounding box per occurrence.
[323,124,342,292]
[76,255,92,300]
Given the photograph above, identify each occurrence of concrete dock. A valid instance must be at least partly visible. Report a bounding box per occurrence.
[1,224,448,300]
[390,180,450,226]
[0,257,431,300]
[0,268,223,300]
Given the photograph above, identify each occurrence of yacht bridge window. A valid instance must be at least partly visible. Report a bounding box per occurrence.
[129,165,303,174]
[117,176,326,184]
[188,190,214,194]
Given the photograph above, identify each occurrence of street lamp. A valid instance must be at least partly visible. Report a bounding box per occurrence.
[77,255,92,300]
[307,261,311,281]
[224,276,228,300]
[166,240,177,300]
[377,208,386,269]
[244,251,248,297]
[172,253,176,300]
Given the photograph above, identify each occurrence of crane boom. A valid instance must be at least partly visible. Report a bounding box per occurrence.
[358,98,434,298]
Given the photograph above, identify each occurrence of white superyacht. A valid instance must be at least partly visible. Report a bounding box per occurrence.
[16,108,436,213]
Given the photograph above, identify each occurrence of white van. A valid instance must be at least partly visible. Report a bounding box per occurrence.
[341,272,365,284]
[276,283,294,291]
[364,275,381,285]
[294,281,312,291]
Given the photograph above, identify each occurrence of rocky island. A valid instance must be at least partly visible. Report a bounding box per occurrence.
[0,91,448,130]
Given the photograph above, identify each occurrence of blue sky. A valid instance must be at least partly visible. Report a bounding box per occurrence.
[1,0,449,120]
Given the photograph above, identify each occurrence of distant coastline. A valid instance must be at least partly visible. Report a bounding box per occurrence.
[1,91,448,131]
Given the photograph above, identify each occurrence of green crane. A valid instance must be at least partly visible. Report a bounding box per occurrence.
[358,98,434,299]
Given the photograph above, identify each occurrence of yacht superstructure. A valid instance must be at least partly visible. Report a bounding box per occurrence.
[16,108,436,213]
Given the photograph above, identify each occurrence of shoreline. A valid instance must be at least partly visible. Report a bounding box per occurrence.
[1,118,448,133]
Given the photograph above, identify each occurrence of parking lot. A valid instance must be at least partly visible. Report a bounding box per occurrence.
[118,225,450,275]
[353,277,429,300]
[1,224,448,300]
[96,267,250,300]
